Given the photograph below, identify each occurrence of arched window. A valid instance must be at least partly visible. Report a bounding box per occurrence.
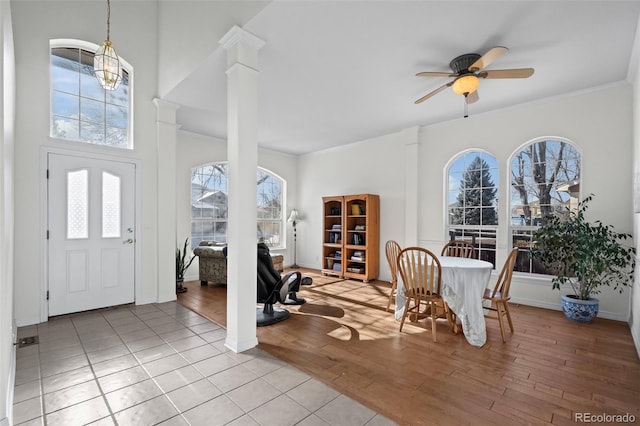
[446,151,499,266]
[191,163,285,249]
[509,138,581,273]
[50,40,131,149]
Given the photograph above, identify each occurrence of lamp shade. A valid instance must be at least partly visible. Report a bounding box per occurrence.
[452,74,479,95]
[288,209,300,223]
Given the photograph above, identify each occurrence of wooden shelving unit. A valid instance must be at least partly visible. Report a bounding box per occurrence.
[321,194,379,282]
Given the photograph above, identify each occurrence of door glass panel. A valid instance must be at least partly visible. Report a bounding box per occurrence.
[67,169,88,239]
[102,172,121,238]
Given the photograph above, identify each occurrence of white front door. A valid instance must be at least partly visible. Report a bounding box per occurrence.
[48,153,135,316]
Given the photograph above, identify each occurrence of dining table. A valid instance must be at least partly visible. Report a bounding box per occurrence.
[395,255,494,347]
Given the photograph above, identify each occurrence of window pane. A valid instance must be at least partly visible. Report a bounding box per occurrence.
[51,44,130,148]
[102,172,121,238]
[80,97,105,123]
[80,68,105,101]
[51,48,80,95]
[447,151,499,267]
[191,163,284,248]
[52,116,79,140]
[509,139,581,273]
[67,170,88,239]
[106,104,128,128]
[80,121,105,144]
[105,127,128,149]
[52,90,79,118]
[106,72,129,107]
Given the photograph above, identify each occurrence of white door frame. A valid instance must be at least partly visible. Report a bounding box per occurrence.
[40,146,143,322]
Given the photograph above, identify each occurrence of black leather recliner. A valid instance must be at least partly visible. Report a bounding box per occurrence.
[256,243,303,326]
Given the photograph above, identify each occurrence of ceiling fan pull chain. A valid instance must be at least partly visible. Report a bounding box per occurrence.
[464,95,469,118]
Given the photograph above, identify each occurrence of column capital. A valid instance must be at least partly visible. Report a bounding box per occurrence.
[219,25,265,51]
[153,98,181,125]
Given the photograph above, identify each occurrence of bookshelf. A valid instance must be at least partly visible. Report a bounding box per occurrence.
[321,194,379,282]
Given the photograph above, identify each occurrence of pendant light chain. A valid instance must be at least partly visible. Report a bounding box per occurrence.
[106,0,111,41]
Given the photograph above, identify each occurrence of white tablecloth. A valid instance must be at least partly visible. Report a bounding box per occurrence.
[395,256,493,347]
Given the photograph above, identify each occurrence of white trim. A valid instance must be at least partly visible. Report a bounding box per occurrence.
[49,38,135,150]
[40,146,142,319]
[422,80,630,132]
[219,25,265,51]
[225,62,260,76]
[224,336,259,354]
[511,296,629,322]
[3,322,16,426]
[632,321,640,359]
[14,316,40,328]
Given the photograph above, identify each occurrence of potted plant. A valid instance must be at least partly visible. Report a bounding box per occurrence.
[176,238,196,293]
[533,194,636,322]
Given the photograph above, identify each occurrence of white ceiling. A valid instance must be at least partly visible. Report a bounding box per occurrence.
[164,1,640,155]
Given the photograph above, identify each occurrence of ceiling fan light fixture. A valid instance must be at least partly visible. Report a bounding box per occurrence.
[452,74,479,95]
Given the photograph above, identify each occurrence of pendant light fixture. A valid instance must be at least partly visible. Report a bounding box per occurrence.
[94,0,122,91]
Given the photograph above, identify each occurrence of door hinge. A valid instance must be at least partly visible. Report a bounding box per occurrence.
[46,169,49,179]
[46,291,49,300]
[46,230,49,240]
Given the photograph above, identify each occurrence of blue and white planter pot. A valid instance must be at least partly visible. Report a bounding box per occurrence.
[561,294,599,323]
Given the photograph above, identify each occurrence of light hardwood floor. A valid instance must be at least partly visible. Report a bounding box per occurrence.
[177,269,640,426]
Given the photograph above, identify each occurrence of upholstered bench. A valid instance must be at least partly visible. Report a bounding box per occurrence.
[194,242,283,286]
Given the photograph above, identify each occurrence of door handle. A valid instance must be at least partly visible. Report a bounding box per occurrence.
[123,238,134,244]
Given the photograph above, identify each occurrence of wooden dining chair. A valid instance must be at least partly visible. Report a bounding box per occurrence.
[385,240,402,311]
[397,247,453,342]
[441,240,476,259]
[483,248,519,342]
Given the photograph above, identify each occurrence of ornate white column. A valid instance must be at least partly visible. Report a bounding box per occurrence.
[220,25,265,352]
[153,98,180,303]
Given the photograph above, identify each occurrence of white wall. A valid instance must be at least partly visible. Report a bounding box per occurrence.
[11,0,160,325]
[297,84,635,321]
[0,1,16,422]
[419,84,633,321]
[629,12,640,357]
[297,131,407,274]
[175,130,298,281]
[157,1,269,97]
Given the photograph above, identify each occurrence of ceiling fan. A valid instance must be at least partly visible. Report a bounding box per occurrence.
[414,46,534,117]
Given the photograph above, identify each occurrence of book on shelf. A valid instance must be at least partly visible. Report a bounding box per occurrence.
[354,225,366,230]
[350,256,364,261]
[352,234,365,245]
[335,250,342,259]
[332,224,341,229]
[332,262,342,271]
[347,266,365,273]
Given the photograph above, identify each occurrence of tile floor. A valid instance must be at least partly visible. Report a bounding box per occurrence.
[12,302,396,426]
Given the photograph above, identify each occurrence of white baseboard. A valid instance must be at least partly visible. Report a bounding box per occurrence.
[631,322,640,360]
[510,296,628,322]
[4,322,17,426]
[14,316,41,328]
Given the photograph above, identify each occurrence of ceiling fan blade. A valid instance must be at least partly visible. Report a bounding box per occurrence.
[414,81,453,104]
[479,68,535,79]
[469,46,508,72]
[416,71,457,78]
[466,90,479,104]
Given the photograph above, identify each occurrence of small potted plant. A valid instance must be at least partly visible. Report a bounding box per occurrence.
[533,194,636,322]
[176,238,195,293]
